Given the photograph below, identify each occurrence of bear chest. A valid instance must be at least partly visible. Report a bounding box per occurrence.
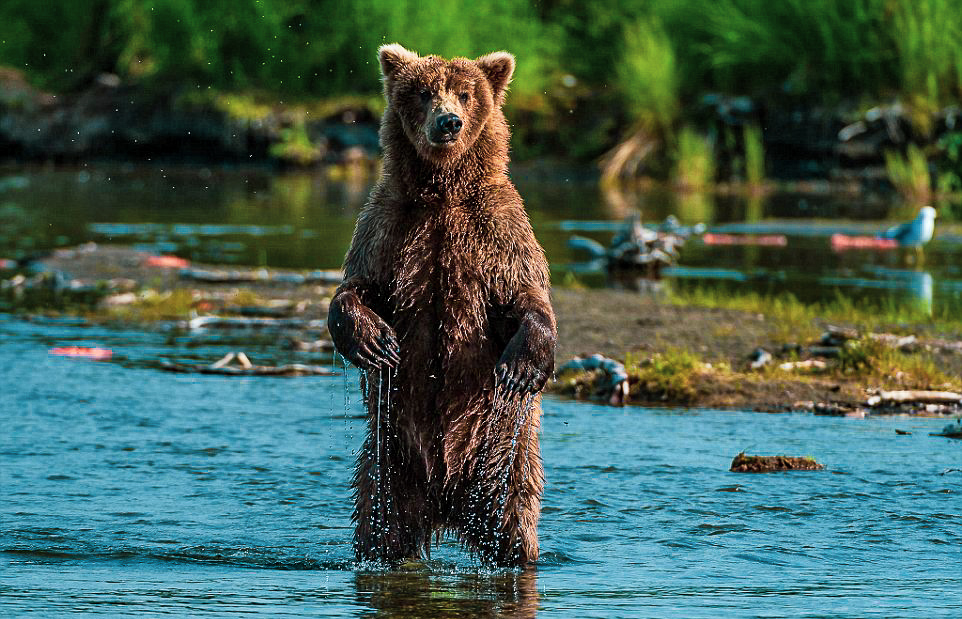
[389,210,493,339]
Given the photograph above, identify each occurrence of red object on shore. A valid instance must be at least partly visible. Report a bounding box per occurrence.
[830,234,898,251]
[702,233,788,247]
[49,346,113,360]
[146,255,190,268]
[0,258,16,269]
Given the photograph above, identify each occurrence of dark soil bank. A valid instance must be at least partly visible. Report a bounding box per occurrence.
[7,244,962,414]
[4,67,961,188]
[0,69,378,166]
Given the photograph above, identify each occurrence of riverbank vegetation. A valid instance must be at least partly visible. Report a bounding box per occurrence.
[2,0,962,192]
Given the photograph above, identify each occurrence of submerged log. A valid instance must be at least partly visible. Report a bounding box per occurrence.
[730,452,824,473]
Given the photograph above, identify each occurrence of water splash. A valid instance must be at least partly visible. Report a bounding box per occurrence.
[466,385,537,562]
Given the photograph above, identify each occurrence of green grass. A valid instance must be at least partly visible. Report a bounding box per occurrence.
[617,16,678,135]
[667,285,962,340]
[673,127,715,190]
[743,125,765,187]
[885,144,932,203]
[837,336,960,390]
[892,0,962,128]
[108,289,196,322]
[624,348,706,403]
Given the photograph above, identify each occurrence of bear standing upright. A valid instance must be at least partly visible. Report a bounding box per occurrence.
[327,44,556,567]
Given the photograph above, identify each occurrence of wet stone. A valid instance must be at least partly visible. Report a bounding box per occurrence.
[730,452,824,473]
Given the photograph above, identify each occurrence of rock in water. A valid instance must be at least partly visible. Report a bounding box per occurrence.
[730,452,824,473]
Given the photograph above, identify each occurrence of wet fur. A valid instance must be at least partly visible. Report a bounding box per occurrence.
[328,44,556,566]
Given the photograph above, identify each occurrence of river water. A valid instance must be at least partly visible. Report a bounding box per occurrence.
[2,314,961,617]
[2,165,962,314]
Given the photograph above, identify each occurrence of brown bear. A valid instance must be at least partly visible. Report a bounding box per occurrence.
[327,43,556,567]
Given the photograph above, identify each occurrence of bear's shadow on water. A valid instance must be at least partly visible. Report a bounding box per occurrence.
[353,567,539,618]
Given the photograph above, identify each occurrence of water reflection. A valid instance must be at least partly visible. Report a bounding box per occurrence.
[4,165,962,313]
[354,567,538,619]
[821,268,934,315]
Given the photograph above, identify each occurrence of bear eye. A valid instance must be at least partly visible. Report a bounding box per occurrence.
[459,92,470,104]
[419,90,432,103]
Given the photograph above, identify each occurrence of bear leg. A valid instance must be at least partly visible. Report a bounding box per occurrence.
[455,402,544,567]
[352,422,432,564]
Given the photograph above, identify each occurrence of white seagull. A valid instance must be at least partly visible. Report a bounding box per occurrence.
[880,206,936,247]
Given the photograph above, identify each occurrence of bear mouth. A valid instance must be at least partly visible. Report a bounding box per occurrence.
[427,132,458,147]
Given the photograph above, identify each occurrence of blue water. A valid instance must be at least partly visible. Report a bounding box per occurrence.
[2,314,961,617]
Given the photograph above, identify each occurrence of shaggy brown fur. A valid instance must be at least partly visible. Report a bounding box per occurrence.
[328,44,556,567]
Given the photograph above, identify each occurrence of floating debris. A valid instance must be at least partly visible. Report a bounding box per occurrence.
[703,233,788,247]
[160,351,335,377]
[49,346,113,360]
[831,234,898,251]
[730,452,824,473]
[146,255,190,268]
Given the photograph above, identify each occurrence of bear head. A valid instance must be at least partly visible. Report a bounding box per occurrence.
[378,43,514,166]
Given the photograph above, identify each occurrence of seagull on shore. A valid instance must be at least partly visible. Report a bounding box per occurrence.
[880,206,936,247]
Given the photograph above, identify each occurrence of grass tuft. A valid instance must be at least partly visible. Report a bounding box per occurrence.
[885,144,932,203]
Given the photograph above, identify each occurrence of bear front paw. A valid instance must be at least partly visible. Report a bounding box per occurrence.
[328,293,400,371]
[495,360,548,398]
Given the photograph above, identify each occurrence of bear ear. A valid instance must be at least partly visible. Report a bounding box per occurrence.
[476,51,515,102]
[378,43,419,79]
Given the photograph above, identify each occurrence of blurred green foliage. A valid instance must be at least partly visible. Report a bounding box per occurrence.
[2,0,961,161]
[0,0,556,97]
[4,0,961,102]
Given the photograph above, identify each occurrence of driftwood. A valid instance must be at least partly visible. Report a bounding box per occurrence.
[187,315,323,331]
[866,390,962,407]
[730,452,824,473]
[778,359,827,371]
[179,267,343,286]
[283,337,335,352]
[868,333,917,350]
[160,352,335,377]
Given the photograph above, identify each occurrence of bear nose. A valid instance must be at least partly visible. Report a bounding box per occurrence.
[436,113,463,135]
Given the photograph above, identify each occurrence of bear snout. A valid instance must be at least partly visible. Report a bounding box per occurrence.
[429,113,463,143]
